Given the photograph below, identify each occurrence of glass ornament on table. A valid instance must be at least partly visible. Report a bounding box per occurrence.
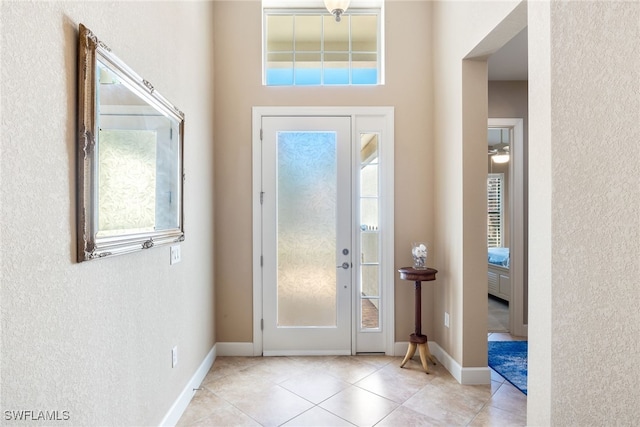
[411,242,428,270]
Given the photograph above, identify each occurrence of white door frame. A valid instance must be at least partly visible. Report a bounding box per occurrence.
[252,106,395,356]
[488,118,527,337]
[261,116,352,355]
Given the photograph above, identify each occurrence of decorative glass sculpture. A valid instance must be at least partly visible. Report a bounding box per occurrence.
[411,242,428,269]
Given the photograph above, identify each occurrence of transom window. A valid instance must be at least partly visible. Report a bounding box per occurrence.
[263,9,382,86]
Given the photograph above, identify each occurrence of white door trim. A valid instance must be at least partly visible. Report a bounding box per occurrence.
[252,106,395,356]
[488,118,527,337]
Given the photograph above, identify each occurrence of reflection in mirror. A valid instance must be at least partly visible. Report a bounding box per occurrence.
[77,24,184,261]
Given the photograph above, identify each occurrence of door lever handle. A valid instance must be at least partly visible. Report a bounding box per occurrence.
[337,262,350,269]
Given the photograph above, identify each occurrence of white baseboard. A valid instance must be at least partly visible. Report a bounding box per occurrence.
[215,342,255,356]
[160,345,217,427]
[394,341,490,385]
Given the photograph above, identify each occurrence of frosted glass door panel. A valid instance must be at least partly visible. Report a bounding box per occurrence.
[277,132,337,327]
[261,115,351,355]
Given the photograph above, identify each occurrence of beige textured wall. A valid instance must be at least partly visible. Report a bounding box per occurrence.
[528,1,640,424]
[0,2,215,424]
[432,0,525,366]
[212,1,435,343]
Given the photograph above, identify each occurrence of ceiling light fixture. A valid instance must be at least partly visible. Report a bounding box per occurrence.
[324,0,351,22]
[492,152,510,164]
[490,128,510,164]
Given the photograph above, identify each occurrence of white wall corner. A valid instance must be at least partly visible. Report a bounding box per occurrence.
[216,342,256,357]
[395,341,490,385]
[160,344,217,427]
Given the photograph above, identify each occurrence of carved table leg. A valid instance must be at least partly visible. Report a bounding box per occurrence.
[403,333,437,374]
[400,342,417,368]
[417,343,438,373]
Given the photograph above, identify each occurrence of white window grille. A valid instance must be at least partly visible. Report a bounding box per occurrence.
[487,173,504,248]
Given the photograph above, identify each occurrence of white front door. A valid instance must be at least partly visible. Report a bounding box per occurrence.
[261,116,352,355]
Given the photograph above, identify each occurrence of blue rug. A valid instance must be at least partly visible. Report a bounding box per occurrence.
[488,341,528,395]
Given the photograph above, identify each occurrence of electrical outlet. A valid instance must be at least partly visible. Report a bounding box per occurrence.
[444,312,450,328]
[170,245,181,265]
[172,346,178,368]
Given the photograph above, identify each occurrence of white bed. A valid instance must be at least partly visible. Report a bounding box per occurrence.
[488,248,510,302]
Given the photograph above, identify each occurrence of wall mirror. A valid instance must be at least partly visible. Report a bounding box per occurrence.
[77,24,184,262]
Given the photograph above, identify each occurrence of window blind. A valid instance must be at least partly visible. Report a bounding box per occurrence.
[487,173,503,248]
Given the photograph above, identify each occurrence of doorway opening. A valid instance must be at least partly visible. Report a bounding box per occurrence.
[488,118,526,337]
[485,25,529,339]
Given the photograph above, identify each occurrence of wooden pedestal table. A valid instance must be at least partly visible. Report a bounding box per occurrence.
[398,267,438,374]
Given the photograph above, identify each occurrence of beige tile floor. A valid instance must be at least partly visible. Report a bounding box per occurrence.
[488,296,509,333]
[177,340,526,426]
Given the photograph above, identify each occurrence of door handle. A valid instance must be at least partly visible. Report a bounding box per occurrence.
[337,262,350,269]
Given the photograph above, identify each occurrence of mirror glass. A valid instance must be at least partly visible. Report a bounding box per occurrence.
[77,24,184,261]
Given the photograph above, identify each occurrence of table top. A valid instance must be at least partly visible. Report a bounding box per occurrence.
[398,267,438,281]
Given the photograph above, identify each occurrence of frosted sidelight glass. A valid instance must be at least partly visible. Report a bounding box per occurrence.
[359,134,380,330]
[277,132,337,327]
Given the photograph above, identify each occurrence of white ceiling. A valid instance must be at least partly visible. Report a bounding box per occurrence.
[488,28,528,81]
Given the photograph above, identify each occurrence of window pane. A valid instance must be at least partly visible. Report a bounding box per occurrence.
[361,232,379,263]
[267,15,293,51]
[266,53,293,85]
[352,53,377,84]
[361,297,380,329]
[294,70,321,85]
[352,69,377,84]
[295,52,321,85]
[360,133,378,164]
[268,52,293,62]
[295,15,321,51]
[324,67,349,85]
[361,264,380,330]
[324,15,349,51]
[361,265,379,298]
[296,52,321,62]
[361,163,378,197]
[351,15,378,51]
[325,52,348,62]
[361,198,378,229]
[267,69,294,85]
[353,53,377,65]
[324,52,349,85]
